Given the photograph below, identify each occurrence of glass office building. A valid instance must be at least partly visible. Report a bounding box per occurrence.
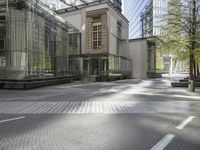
[0,0,80,88]
[123,0,168,38]
[141,0,168,37]
[123,0,150,38]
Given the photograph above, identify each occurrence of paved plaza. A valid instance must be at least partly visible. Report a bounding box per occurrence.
[0,79,200,150]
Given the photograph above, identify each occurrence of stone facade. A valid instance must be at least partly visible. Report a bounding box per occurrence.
[58,2,131,79]
[85,9,108,54]
[101,13,108,53]
[85,17,93,53]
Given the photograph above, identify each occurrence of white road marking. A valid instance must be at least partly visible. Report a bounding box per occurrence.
[5,96,43,101]
[150,134,175,150]
[0,101,198,114]
[176,116,195,130]
[3,94,65,101]
[51,102,65,113]
[5,97,31,101]
[0,116,26,123]
[63,102,73,113]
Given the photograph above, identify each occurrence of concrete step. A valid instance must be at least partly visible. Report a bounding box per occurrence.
[147,72,162,78]
[179,79,200,82]
[0,78,72,89]
[82,76,96,82]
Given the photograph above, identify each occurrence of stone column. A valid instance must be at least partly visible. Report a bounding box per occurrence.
[85,17,93,53]
[101,14,108,53]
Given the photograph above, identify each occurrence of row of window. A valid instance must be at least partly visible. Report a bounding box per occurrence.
[92,22,102,51]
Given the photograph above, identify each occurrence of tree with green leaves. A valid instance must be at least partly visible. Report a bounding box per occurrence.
[160,0,200,91]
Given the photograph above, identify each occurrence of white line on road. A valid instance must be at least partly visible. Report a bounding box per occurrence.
[0,116,26,123]
[150,134,175,150]
[5,97,32,101]
[176,116,195,130]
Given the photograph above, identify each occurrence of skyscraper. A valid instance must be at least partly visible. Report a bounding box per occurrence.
[123,0,150,38]
[123,0,168,39]
[141,0,168,37]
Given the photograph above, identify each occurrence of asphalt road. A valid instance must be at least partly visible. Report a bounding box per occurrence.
[0,79,199,150]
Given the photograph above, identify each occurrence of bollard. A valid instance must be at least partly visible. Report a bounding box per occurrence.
[188,80,195,91]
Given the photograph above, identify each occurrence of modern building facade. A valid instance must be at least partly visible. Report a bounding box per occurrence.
[123,0,168,39]
[141,0,168,38]
[0,0,80,88]
[124,0,171,77]
[57,0,131,80]
[123,0,150,38]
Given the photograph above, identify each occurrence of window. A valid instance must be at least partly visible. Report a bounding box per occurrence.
[0,51,6,66]
[0,15,6,50]
[69,33,78,54]
[92,22,102,51]
[0,16,5,23]
[0,39,5,50]
[117,21,122,55]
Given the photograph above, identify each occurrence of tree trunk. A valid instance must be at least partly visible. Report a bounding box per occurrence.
[189,52,195,92]
[197,64,200,77]
[189,55,195,91]
[194,60,196,79]
[188,0,196,92]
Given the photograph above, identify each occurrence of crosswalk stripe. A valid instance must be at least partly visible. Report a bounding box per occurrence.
[12,102,34,114]
[22,102,41,114]
[85,102,90,113]
[63,102,74,113]
[51,102,66,114]
[35,102,50,113]
[59,102,70,114]
[0,101,184,114]
[48,102,59,113]
[42,102,58,114]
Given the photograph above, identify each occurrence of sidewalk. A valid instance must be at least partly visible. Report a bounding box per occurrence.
[162,74,200,95]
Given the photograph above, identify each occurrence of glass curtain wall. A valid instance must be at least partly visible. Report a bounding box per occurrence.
[69,32,81,76]
[109,55,131,76]
[0,0,80,80]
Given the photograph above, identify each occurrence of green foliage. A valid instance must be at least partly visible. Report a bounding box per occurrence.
[159,0,200,62]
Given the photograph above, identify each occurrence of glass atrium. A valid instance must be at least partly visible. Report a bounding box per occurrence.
[0,0,80,81]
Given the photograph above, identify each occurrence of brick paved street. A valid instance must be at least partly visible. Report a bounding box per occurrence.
[0,79,200,150]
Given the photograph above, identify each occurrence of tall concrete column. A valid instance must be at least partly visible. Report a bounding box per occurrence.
[101,14,108,53]
[85,17,93,53]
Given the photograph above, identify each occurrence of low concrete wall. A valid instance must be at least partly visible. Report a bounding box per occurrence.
[0,77,74,89]
[129,39,148,79]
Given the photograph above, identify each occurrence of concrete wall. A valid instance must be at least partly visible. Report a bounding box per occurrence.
[109,14,117,55]
[108,6,129,58]
[129,39,148,79]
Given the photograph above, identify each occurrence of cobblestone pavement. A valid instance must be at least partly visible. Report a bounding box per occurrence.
[0,79,200,150]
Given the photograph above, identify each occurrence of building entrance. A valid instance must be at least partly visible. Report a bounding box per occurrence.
[83,57,108,76]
